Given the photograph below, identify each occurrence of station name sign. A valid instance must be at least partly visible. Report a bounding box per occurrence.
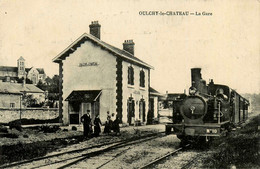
[79,62,99,67]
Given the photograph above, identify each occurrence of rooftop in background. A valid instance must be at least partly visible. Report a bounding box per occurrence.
[166,93,187,101]
[0,82,44,94]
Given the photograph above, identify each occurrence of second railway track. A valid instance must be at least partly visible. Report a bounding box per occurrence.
[138,144,190,169]
[1,132,165,169]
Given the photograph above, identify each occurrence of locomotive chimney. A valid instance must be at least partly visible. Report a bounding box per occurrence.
[89,21,101,39]
[191,68,202,88]
[123,40,135,55]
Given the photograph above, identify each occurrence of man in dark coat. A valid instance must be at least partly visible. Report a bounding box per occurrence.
[94,115,102,136]
[81,110,91,137]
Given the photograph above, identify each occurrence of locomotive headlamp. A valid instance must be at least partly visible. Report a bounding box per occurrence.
[189,87,197,95]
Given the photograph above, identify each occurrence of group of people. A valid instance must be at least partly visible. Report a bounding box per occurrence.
[104,111,120,135]
[80,110,102,137]
[80,110,120,138]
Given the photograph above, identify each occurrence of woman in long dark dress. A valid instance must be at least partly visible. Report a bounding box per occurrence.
[113,116,120,135]
[94,115,102,136]
[104,111,112,134]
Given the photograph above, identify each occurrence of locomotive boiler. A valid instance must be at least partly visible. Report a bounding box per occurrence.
[165,68,249,143]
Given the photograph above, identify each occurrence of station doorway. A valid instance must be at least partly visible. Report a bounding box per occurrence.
[65,90,101,124]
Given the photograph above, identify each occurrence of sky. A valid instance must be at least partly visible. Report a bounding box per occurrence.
[0,0,259,94]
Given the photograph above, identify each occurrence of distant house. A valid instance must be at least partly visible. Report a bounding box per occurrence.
[163,93,187,109]
[0,82,45,108]
[148,87,163,123]
[0,82,22,108]
[0,56,46,84]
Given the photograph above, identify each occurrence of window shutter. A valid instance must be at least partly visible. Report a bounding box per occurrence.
[132,67,134,85]
[143,101,146,121]
[140,70,145,87]
[143,71,145,87]
[128,67,131,84]
[132,99,135,117]
[139,71,142,87]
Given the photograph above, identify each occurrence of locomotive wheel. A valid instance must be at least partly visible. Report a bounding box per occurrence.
[165,126,171,135]
[179,136,190,147]
[177,134,184,139]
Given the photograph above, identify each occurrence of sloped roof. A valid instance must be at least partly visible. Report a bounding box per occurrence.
[0,82,44,94]
[52,33,153,69]
[25,67,45,74]
[18,56,25,61]
[0,66,45,75]
[0,76,19,81]
[0,66,18,72]
[149,87,163,96]
[36,68,45,74]
[25,68,31,72]
[0,82,22,94]
[167,93,187,101]
[65,90,102,102]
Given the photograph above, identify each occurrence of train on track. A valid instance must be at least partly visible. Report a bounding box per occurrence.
[165,68,249,143]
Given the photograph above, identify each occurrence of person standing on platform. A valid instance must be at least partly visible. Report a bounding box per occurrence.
[113,116,120,135]
[94,115,102,136]
[104,111,112,134]
[111,113,116,130]
[81,110,91,137]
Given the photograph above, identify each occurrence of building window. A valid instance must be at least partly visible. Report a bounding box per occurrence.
[140,70,145,87]
[128,65,134,85]
[10,103,15,108]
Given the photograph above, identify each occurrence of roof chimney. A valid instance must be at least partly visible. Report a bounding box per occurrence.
[123,40,135,55]
[89,21,101,39]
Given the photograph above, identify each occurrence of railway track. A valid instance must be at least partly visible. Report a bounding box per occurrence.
[1,132,165,169]
[138,144,191,169]
[180,153,202,169]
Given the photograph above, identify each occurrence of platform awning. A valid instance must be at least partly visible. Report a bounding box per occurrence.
[65,90,102,102]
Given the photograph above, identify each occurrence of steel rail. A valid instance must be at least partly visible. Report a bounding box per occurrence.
[56,134,166,169]
[0,132,164,168]
[138,144,190,169]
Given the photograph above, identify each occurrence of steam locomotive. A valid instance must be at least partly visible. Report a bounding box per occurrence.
[165,68,249,143]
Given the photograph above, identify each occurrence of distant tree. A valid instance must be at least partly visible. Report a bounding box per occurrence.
[36,80,47,91]
[36,75,59,93]
[17,77,33,84]
[48,75,59,93]
[243,93,260,112]
[36,75,59,108]
[22,94,36,107]
[45,76,52,85]
[25,78,33,84]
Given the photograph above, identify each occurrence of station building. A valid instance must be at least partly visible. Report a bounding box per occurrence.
[53,21,153,125]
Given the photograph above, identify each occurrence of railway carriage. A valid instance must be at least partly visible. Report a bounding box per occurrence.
[165,68,249,143]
